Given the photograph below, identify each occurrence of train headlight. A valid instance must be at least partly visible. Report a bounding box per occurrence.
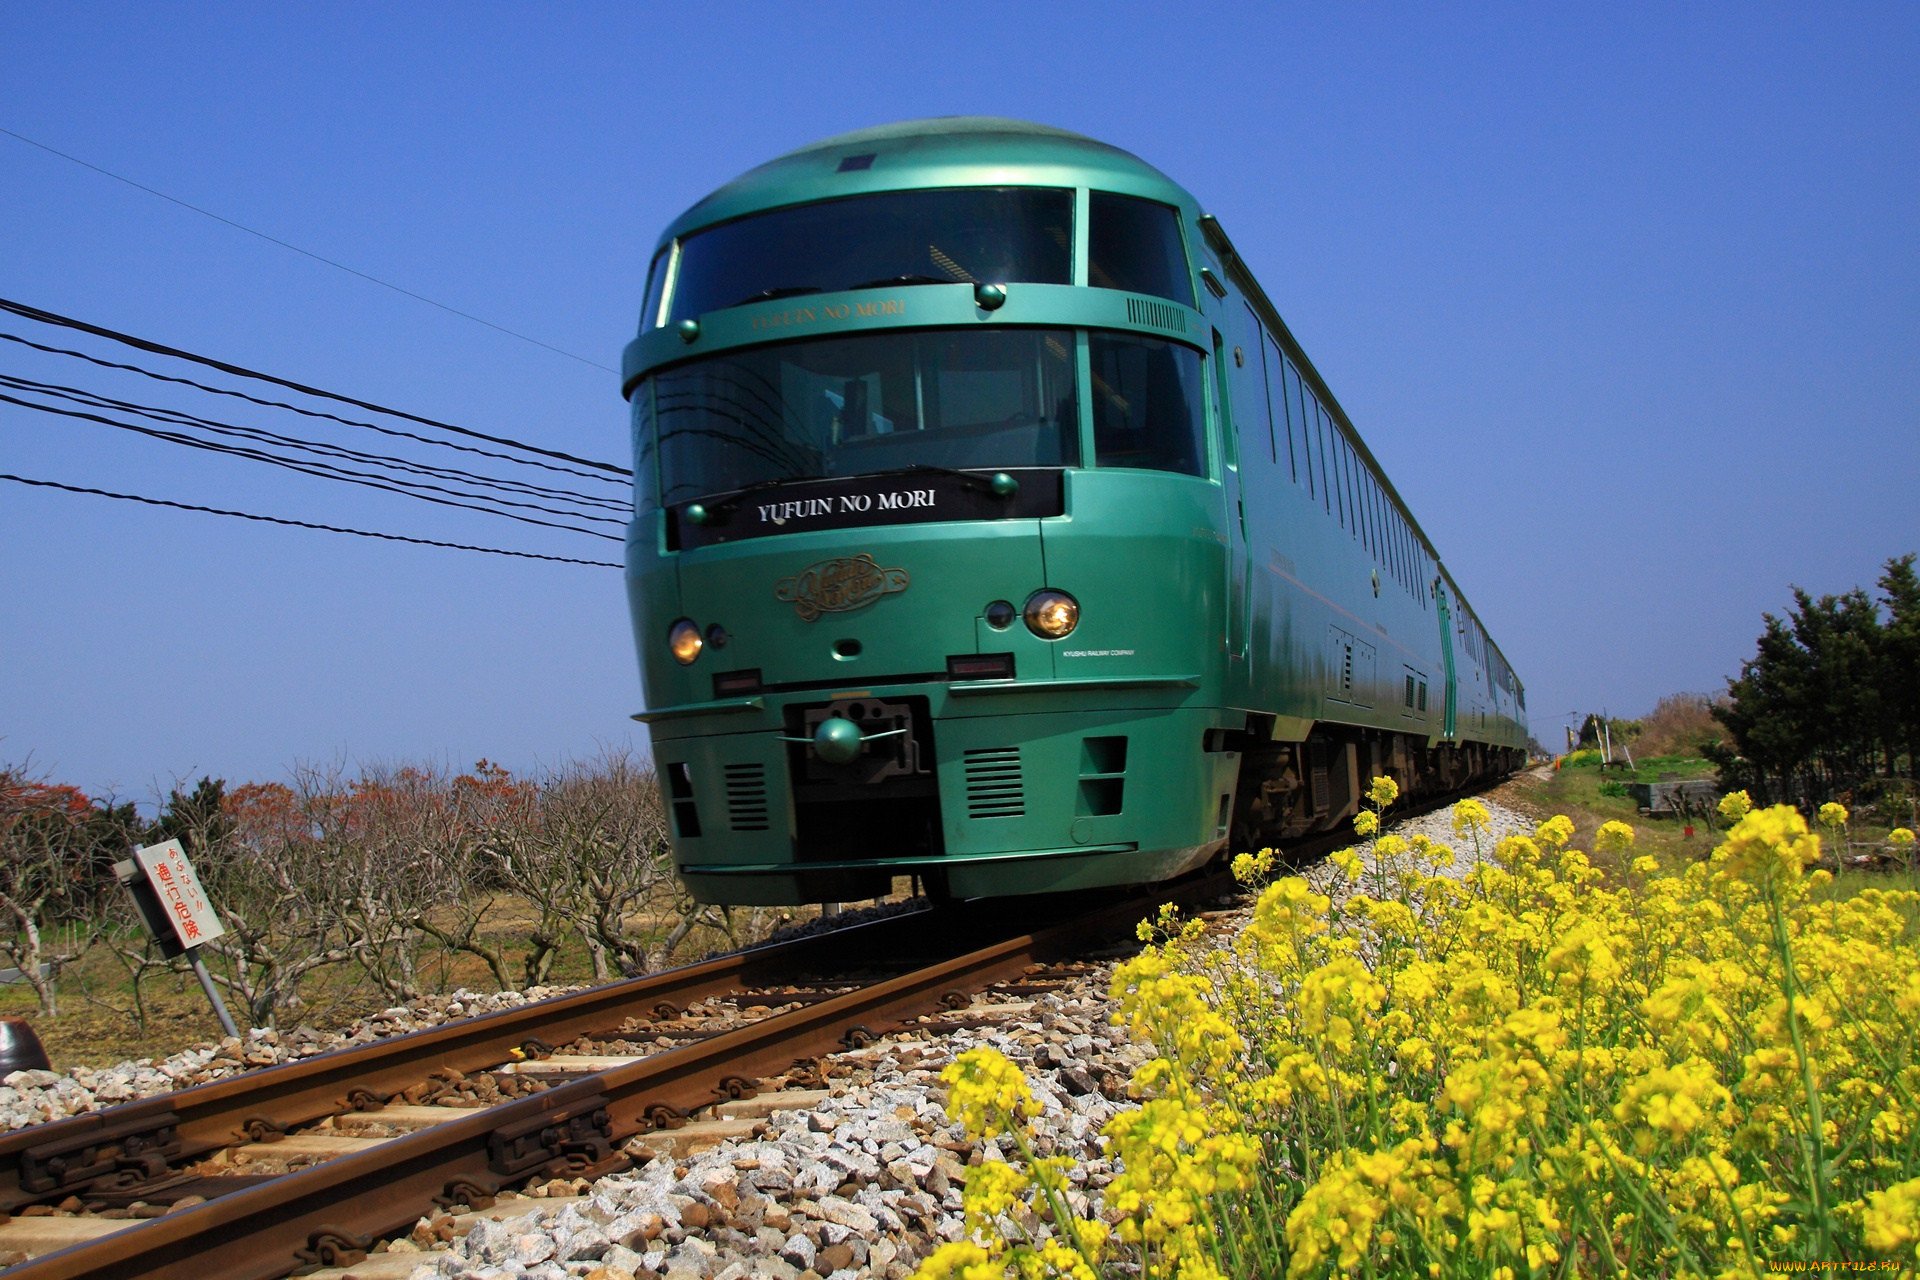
[1022,589,1079,639]
[668,618,703,664]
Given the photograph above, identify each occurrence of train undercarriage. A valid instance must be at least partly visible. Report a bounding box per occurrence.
[1226,722,1524,851]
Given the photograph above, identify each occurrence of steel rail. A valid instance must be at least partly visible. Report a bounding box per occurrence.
[5,875,1228,1280]
[0,905,948,1214]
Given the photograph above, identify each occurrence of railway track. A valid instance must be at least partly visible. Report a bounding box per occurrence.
[0,870,1239,1280]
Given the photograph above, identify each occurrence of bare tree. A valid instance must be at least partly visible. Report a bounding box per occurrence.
[0,768,95,1015]
[191,775,360,1029]
[399,760,573,992]
[324,763,474,1003]
[490,753,741,979]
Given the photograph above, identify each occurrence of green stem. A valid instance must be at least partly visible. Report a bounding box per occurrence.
[1767,883,1832,1255]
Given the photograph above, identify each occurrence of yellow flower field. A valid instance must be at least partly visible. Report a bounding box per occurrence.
[915,782,1920,1279]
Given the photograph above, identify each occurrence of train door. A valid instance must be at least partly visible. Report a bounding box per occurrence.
[1434,578,1459,741]
[1212,329,1250,667]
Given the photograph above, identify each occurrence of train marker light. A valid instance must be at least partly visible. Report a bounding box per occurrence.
[948,652,1015,680]
[1023,589,1079,639]
[668,618,703,664]
[984,600,1016,630]
[974,282,1007,310]
[706,623,730,649]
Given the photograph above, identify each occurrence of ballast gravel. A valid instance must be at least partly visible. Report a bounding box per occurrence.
[398,986,1149,1280]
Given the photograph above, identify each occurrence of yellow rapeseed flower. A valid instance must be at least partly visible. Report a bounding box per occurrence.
[940,1046,1041,1141]
[1546,917,1623,993]
[1453,798,1492,837]
[1595,820,1637,854]
[1535,814,1576,849]
[1614,1058,1732,1141]
[961,1159,1030,1226]
[1718,805,1821,891]
[1368,775,1400,808]
[1888,827,1915,847]
[1862,1176,1920,1261]
[1818,801,1849,830]
[1231,847,1277,884]
[1719,789,1753,821]
[1353,809,1381,837]
[910,1240,998,1280]
[925,801,1920,1277]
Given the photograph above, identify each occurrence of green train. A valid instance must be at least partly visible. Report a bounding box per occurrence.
[622,118,1527,905]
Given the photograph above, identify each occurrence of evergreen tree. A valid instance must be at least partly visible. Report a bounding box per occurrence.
[148,777,233,857]
[1879,554,1920,779]
[1716,553,1916,801]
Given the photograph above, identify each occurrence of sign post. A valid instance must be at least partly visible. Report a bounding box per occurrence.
[116,840,239,1039]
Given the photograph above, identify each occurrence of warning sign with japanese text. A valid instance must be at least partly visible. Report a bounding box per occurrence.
[132,839,226,950]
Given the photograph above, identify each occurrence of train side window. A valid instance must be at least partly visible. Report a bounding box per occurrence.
[1370,476,1386,565]
[1300,389,1318,505]
[631,380,659,510]
[1351,456,1367,548]
[1088,333,1206,476]
[1351,448,1368,550]
[1344,441,1359,541]
[1286,356,1312,498]
[1327,406,1343,523]
[640,247,672,331]
[1316,402,1337,521]
[1088,193,1195,306]
[1268,340,1297,485]
[1231,304,1276,465]
[1362,466,1377,557]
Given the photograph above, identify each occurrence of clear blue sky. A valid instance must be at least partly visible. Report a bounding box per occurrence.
[3,3,1915,799]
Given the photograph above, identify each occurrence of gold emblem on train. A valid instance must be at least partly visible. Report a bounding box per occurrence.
[775,554,909,622]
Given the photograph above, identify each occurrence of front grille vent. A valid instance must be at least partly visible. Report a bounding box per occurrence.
[723,763,769,832]
[963,747,1024,819]
[1126,296,1187,333]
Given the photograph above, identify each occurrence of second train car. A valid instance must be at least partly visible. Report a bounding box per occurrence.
[622,117,1527,905]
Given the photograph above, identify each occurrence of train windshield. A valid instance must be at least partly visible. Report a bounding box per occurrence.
[662,188,1073,323]
[647,329,1078,507]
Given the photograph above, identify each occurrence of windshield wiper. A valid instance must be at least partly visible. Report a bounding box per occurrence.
[731,285,823,306]
[682,476,808,522]
[848,274,955,290]
[853,464,1018,497]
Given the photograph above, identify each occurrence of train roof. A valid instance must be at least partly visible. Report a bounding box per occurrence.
[655,116,1198,249]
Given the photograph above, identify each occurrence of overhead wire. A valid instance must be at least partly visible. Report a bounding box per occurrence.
[0,473,621,568]
[0,371,627,515]
[0,126,619,375]
[0,297,639,564]
[0,298,630,477]
[0,391,625,541]
[0,329,627,487]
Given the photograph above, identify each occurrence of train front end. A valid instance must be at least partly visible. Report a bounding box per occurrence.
[624,120,1244,904]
